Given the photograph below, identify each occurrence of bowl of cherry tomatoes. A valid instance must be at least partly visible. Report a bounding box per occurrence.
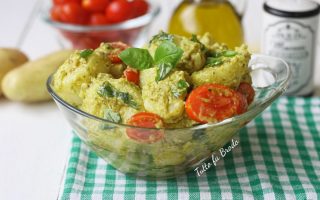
[42,0,160,49]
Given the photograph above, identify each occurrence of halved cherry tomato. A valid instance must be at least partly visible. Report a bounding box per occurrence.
[185,84,246,123]
[107,42,129,63]
[126,112,164,143]
[124,68,139,85]
[89,13,109,25]
[131,0,149,18]
[60,2,89,24]
[105,0,131,23]
[237,82,255,105]
[53,0,81,5]
[82,0,110,12]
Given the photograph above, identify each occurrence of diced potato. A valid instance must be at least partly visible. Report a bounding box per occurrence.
[140,68,190,123]
[52,49,110,106]
[80,73,143,123]
[191,44,251,89]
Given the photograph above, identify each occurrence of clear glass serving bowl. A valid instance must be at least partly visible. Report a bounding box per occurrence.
[47,54,291,179]
[41,2,160,49]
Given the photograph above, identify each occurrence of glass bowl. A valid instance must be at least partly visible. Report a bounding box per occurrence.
[41,2,160,49]
[47,54,291,179]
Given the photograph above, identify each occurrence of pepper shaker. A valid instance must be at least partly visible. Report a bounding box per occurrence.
[261,0,320,96]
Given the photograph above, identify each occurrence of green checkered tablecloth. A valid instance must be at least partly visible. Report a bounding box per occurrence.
[59,97,320,200]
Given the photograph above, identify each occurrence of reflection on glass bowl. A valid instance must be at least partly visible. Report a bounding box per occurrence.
[41,2,160,49]
[47,54,291,179]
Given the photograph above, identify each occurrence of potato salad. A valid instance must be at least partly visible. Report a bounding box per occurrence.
[52,31,254,143]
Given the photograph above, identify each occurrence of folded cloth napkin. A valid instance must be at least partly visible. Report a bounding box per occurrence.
[59,97,320,200]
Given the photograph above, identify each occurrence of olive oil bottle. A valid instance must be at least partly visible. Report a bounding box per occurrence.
[168,0,244,49]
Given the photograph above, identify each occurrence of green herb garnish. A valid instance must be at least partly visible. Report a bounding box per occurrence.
[206,57,223,66]
[177,80,190,89]
[97,83,114,97]
[156,63,174,82]
[206,50,237,67]
[154,41,183,81]
[104,109,122,123]
[149,31,174,45]
[119,38,183,81]
[98,83,139,109]
[172,80,190,98]
[223,50,237,57]
[119,48,154,70]
[79,49,93,59]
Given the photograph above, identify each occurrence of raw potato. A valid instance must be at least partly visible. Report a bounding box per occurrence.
[1,50,73,102]
[0,48,28,96]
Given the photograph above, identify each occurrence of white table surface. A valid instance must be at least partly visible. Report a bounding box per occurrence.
[1,0,320,200]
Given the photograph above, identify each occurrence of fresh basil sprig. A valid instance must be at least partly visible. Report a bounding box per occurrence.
[119,40,183,81]
[98,82,139,109]
[104,109,122,123]
[154,41,183,81]
[119,48,154,70]
[79,49,93,59]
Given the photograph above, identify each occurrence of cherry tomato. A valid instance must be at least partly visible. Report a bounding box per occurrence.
[50,5,63,21]
[126,112,164,143]
[185,84,246,123]
[82,0,110,12]
[108,42,129,63]
[124,68,139,85]
[237,82,255,105]
[105,0,131,23]
[60,2,89,24]
[131,0,149,18]
[89,13,109,25]
[53,0,81,5]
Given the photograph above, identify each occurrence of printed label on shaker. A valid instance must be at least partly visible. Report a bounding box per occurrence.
[264,21,314,94]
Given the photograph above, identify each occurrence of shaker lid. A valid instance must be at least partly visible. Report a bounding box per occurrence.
[264,0,320,18]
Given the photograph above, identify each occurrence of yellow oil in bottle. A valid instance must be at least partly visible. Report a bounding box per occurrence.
[168,0,244,49]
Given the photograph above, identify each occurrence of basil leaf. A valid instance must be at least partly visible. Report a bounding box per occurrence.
[97,83,139,109]
[156,63,174,82]
[119,48,154,70]
[79,49,93,59]
[149,31,174,44]
[206,57,223,66]
[223,50,237,57]
[154,41,183,65]
[154,41,183,81]
[104,109,122,123]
